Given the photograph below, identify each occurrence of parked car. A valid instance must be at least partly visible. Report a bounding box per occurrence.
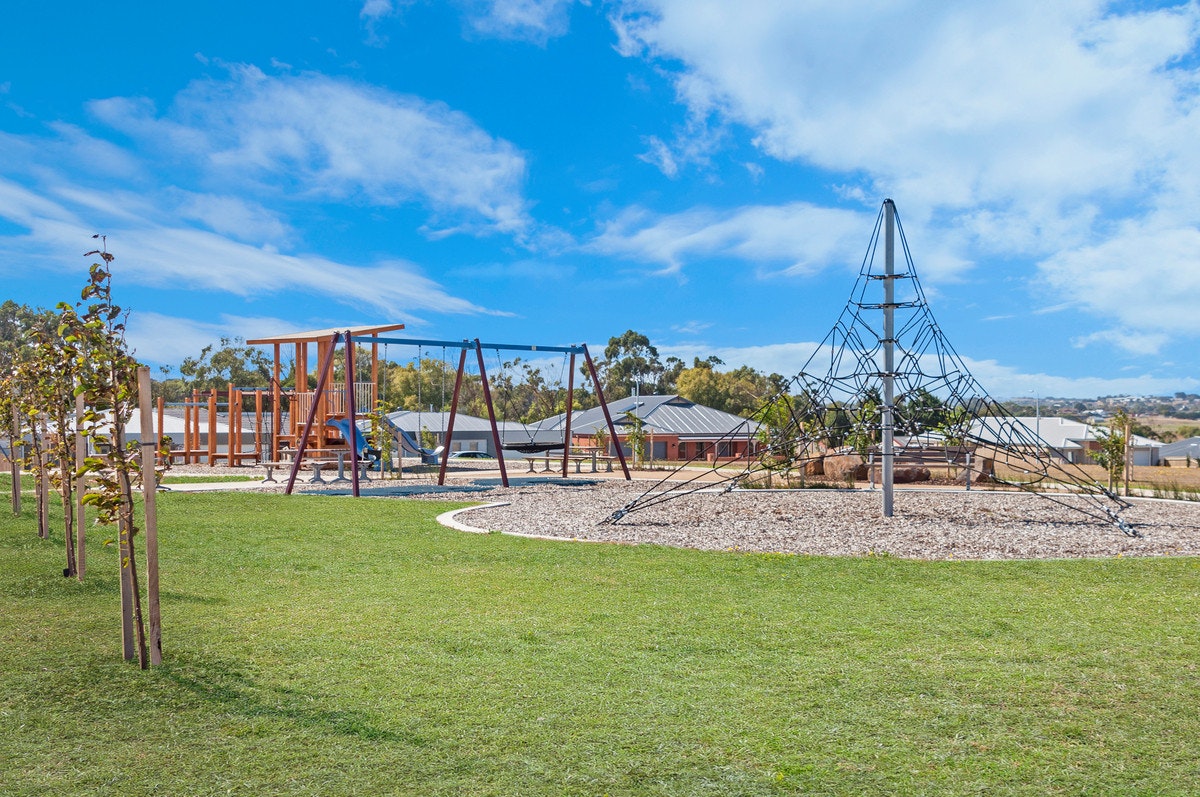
[449,450,495,459]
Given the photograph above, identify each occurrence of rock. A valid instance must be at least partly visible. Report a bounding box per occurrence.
[893,466,931,484]
[824,454,868,481]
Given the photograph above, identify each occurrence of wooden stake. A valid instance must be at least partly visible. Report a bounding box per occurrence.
[138,367,162,665]
[75,392,86,582]
[37,418,49,539]
[9,402,19,516]
[207,389,217,466]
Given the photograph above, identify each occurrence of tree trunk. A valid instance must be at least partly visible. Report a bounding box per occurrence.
[114,430,148,669]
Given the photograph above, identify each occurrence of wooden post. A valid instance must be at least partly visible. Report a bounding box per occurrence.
[207,389,218,466]
[297,341,309,446]
[189,389,200,464]
[272,343,282,462]
[254,389,264,463]
[183,391,191,464]
[345,332,360,498]
[157,396,165,465]
[137,367,163,665]
[75,392,86,581]
[227,383,237,466]
[316,339,330,454]
[9,402,19,516]
[371,340,379,409]
[37,418,49,539]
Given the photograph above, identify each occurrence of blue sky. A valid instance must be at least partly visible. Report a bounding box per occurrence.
[2,0,1199,399]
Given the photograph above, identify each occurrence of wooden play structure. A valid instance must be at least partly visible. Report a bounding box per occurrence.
[164,324,404,467]
[245,324,405,464]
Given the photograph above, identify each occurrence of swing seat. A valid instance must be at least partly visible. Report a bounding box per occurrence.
[502,441,563,454]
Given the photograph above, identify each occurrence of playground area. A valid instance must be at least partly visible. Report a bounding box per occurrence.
[164,460,1200,560]
[455,481,1200,560]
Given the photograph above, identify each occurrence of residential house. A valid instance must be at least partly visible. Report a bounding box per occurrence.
[970,416,1162,466]
[541,394,761,462]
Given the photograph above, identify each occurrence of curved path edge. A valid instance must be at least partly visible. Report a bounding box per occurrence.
[436,502,615,545]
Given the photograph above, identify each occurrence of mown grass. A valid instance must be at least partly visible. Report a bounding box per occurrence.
[2,492,1199,796]
[160,474,260,484]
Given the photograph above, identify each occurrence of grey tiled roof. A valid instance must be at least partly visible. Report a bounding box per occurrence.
[542,395,759,439]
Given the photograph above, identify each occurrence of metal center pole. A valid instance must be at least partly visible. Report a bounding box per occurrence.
[882,199,896,517]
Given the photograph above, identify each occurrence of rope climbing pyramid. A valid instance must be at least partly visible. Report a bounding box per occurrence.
[605,199,1137,536]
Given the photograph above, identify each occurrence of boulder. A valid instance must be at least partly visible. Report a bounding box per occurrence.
[823,453,868,481]
[892,466,931,484]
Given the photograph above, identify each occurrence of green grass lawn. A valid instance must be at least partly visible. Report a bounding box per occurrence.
[2,492,1199,796]
[160,474,261,484]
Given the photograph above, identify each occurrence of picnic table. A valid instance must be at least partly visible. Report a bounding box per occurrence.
[524,450,615,474]
[262,449,375,484]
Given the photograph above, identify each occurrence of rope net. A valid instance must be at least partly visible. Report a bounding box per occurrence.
[604,202,1137,536]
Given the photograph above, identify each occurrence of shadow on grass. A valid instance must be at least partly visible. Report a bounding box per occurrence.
[158,654,426,746]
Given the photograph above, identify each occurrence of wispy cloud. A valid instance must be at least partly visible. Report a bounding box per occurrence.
[126,311,297,368]
[670,320,711,335]
[1071,329,1171,357]
[1041,218,1200,347]
[589,201,871,275]
[459,0,577,44]
[87,65,532,236]
[360,0,402,45]
[0,176,496,321]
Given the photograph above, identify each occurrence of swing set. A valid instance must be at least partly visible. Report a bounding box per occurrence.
[281,333,630,496]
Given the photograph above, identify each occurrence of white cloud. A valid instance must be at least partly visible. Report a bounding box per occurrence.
[116,227,489,318]
[589,201,872,275]
[612,0,1200,343]
[172,191,292,243]
[637,135,678,178]
[1071,329,1171,357]
[88,66,532,236]
[460,0,576,44]
[0,176,495,321]
[671,320,712,335]
[1040,218,1200,345]
[616,1,1200,208]
[126,312,297,368]
[360,0,405,46]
